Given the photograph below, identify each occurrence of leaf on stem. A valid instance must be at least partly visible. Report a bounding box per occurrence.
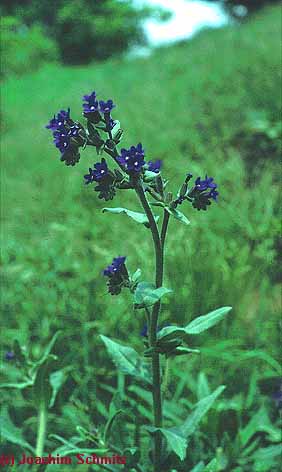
[134,282,172,307]
[146,426,187,461]
[165,207,190,225]
[102,207,159,226]
[149,386,225,461]
[157,307,232,342]
[100,335,152,384]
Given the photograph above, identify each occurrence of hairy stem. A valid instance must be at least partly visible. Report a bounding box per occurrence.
[35,400,47,457]
[134,182,164,471]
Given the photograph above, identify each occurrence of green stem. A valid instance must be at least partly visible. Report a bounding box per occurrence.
[134,182,163,472]
[161,358,170,397]
[161,210,170,250]
[35,401,47,457]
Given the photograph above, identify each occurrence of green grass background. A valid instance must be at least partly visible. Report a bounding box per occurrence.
[1,5,281,470]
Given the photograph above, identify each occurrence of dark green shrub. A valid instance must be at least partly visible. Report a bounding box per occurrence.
[0,16,58,77]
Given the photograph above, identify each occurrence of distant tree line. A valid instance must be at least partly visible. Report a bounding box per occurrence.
[1,0,168,64]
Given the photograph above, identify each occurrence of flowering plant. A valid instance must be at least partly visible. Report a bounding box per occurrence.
[45,91,232,471]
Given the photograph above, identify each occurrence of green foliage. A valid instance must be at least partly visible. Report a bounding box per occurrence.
[1,0,163,65]
[1,5,281,471]
[134,282,172,307]
[102,207,159,226]
[100,335,152,384]
[158,307,232,341]
[0,16,58,77]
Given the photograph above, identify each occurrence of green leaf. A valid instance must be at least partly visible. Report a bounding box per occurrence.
[103,409,124,443]
[197,372,210,400]
[157,307,232,342]
[239,406,281,446]
[185,307,232,334]
[102,207,159,226]
[180,386,226,437]
[131,268,142,283]
[147,426,187,461]
[251,445,282,472]
[144,170,160,181]
[167,346,200,358]
[49,367,72,408]
[163,386,225,455]
[0,406,35,453]
[134,282,172,307]
[166,207,190,225]
[0,380,34,389]
[204,458,218,472]
[191,462,205,472]
[100,335,151,384]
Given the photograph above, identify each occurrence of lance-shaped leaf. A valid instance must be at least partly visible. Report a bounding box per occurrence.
[147,387,225,462]
[177,385,226,438]
[100,335,151,384]
[134,282,172,307]
[185,306,232,334]
[146,426,187,461]
[165,207,190,225]
[102,207,159,226]
[157,307,232,342]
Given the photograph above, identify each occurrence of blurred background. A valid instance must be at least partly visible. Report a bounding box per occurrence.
[1,1,281,470]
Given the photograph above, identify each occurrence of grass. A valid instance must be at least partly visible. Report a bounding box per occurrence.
[1,5,281,470]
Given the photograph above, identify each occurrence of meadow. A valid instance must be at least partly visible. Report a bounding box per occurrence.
[1,5,281,471]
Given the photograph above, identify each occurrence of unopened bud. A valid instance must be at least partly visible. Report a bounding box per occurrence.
[179,183,188,198]
[165,192,173,204]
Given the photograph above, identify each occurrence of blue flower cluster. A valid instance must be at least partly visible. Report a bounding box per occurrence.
[117,143,162,175]
[103,256,129,295]
[47,91,220,296]
[190,175,219,210]
[82,91,115,131]
[83,92,115,116]
[174,174,219,211]
[46,108,86,166]
[84,158,109,184]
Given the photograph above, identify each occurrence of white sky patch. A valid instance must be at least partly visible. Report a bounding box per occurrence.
[137,0,228,45]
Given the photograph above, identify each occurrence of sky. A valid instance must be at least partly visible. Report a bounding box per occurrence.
[136,0,228,46]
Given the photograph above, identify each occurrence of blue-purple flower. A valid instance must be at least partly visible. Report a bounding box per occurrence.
[188,175,219,210]
[195,176,217,193]
[84,158,109,184]
[103,256,129,295]
[99,99,115,114]
[5,351,15,361]
[147,160,162,173]
[103,256,126,277]
[46,109,71,130]
[53,126,70,154]
[83,91,99,115]
[117,143,146,173]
